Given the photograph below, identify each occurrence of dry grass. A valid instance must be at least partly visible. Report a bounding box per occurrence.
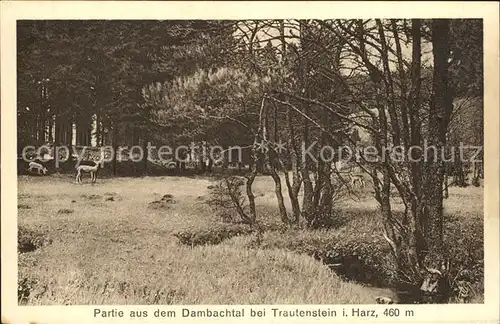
[17,175,389,305]
[19,243,390,305]
[17,174,483,305]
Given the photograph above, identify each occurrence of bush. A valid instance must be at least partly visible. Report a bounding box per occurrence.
[148,194,177,210]
[205,176,255,224]
[18,226,52,253]
[444,213,484,302]
[57,208,74,214]
[173,223,254,246]
[173,220,284,247]
[18,276,39,303]
[253,227,396,287]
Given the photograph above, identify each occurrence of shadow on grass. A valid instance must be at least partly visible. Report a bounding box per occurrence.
[172,201,484,303]
[18,226,52,253]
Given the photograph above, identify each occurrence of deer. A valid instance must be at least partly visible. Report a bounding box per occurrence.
[76,159,102,184]
[349,172,366,188]
[28,161,48,175]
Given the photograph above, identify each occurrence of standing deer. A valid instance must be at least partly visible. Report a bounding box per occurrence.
[76,160,102,184]
[28,161,48,175]
[349,172,366,188]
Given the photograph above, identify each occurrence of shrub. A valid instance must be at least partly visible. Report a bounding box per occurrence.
[173,223,254,246]
[173,220,284,247]
[444,213,484,302]
[148,194,177,210]
[205,176,255,224]
[18,276,39,303]
[18,226,52,253]
[57,208,74,214]
[253,227,396,287]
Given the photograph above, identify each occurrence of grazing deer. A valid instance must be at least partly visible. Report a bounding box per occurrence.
[28,161,48,175]
[76,160,102,184]
[349,172,366,188]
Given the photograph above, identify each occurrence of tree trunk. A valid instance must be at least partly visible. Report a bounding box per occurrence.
[222,146,229,169]
[245,153,258,225]
[310,128,330,228]
[391,19,410,147]
[143,136,148,176]
[425,19,452,252]
[299,21,315,226]
[197,143,206,173]
[443,172,449,199]
[245,96,268,226]
[112,125,117,176]
[418,19,454,303]
[207,157,214,172]
[284,101,302,225]
[96,113,101,146]
[87,125,92,147]
[376,19,401,147]
[38,117,45,145]
[67,119,73,147]
[263,101,289,225]
[48,116,53,143]
[316,161,333,227]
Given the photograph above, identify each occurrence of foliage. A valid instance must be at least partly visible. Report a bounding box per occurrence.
[17,20,234,149]
[173,223,255,246]
[17,19,484,304]
[18,225,52,253]
[444,213,484,292]
[145,66,276,147]
[205,176,253,224]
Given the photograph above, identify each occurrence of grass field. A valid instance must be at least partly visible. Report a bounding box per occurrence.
[17,174,484,305]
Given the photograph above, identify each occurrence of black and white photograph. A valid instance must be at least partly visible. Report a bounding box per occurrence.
[2,1,499,323]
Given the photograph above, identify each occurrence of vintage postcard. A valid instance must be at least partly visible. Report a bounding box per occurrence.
[1,1,499,324]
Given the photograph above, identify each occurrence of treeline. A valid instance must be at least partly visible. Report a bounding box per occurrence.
[17,20,236,169]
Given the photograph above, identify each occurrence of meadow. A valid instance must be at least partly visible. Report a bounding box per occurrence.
[17,173,484,305]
